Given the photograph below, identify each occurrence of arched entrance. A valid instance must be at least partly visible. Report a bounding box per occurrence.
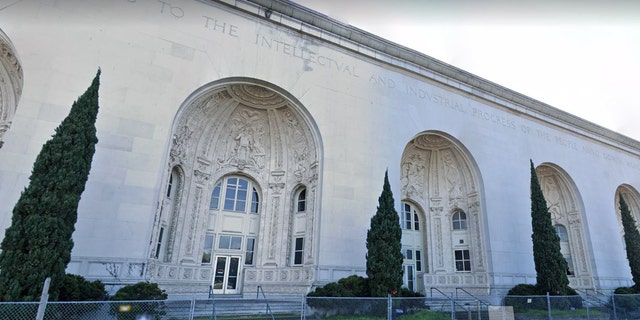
[536,163,594,289]
[400,132,488,293]
[149,79,322,295]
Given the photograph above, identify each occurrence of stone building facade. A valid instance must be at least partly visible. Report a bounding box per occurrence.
[0,0,639,298]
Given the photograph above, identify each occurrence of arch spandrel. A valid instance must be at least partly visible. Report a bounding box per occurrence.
[615,184,640,233]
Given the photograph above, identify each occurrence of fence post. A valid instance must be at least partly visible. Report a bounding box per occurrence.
[35,277,50,320]
[387,294,392,320]
[450,296,455,320]
[546,292,551,320]
[188,295,196,320]
[611,294,617,320]
[300,295,305,320]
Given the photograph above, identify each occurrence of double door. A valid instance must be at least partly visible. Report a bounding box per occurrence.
[212,255,242,294]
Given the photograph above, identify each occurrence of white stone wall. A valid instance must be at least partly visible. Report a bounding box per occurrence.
[0,0,638,295]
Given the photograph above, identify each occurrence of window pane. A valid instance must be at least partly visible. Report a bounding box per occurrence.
[224,179,238,211]
[294,237,304,265]
[455,250,462,260]
[245,238,255,265]
[155,227,164,258]
[202,234,214,264]
[214,257,227,289]
[297,189,306,212]
[416,250,422,272]
[210,182,221,209]
[219,235,230,249]
[166,172,174,198]
[230,236,242,250]
[406,249,413,260]
[414,213,420,230]
[405,212,411,230]
[251,188,259,213]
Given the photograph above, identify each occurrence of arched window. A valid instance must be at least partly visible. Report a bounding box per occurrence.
[166,169,180,199]
[210,177,260,214]
[452,211,467,230]
[402,203,420,230]
[555,224,574,275]
[297,188,306,213]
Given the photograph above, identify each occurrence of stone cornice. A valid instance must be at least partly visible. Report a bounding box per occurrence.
[212,0,640,154]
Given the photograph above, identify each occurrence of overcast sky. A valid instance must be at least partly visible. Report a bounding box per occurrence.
[294,0,640,141]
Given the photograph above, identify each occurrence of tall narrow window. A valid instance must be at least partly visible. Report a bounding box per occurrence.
[455,249,471,271]
[297,189,307,212]
[210,182,222,209]
[250,188,259,213]
[201,234,214,264]
[555,225,574,275]
[166,173,174,198]
[155,227,164,258]
[402,203,412,229]
[452,211,468,230]
[294,237,304,265]
[415,250,422,272]
[245,238,256,265]
[402,203,420,230]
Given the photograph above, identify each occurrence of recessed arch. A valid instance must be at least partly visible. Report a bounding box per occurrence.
[615,184,640,237]
[400,130,488,292]
[149,78,323,295]
[536,162,594,288]
[0,28,23,148]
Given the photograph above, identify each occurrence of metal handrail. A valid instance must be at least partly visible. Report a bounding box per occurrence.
[256,286,276,320]
[455,287,491,307]
[430,287,452,299]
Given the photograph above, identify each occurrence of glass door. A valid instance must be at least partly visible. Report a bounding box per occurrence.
[212,255,241,294]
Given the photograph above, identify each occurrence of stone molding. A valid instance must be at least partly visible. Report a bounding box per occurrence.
[0,28,23,148]
[231,0,640,153]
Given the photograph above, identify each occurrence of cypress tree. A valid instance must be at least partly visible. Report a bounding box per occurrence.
[0,70,101,301]
[529,160,570,295]
[619,194,640,290]
[366,171,403,297]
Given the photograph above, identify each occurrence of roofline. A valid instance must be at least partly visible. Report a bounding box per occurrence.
[215,0,640,154]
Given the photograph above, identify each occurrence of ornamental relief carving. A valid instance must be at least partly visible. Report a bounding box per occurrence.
[170,126,193,165]
[281,108,317,183]
[442,150,464,203]
[540,175,564,221]
[157,81,321,284]
[0,35,23,148]
[228,84,288,109]
[401,153,425,201]
[216,108,268,172]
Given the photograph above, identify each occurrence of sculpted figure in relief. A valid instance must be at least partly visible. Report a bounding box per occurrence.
[401,153,425,200]
[284,109,310,181]
[542,177,563,221]
[170,126,193,164]
[443,151,463,200]
[218,109,266,171]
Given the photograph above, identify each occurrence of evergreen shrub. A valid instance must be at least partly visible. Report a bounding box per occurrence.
[109,282,167,320]
[58,274,107,301]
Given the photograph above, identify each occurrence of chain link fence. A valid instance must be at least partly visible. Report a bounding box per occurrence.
[4,293,640,319]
